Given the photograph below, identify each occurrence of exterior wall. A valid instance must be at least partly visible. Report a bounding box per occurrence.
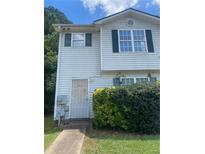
[54,31,101,119]
[100,15,160,71]
[54,15,160,120]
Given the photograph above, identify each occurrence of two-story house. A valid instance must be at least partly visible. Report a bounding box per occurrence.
[53,8,160,120]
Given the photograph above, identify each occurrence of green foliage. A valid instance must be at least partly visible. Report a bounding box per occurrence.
[44,116,60,150]
[44,6,72,35]
[44,32,59,54]
[93,82,160,134]
[44,6,72,115]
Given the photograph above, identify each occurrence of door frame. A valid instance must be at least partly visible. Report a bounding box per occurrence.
[69,78,90,119]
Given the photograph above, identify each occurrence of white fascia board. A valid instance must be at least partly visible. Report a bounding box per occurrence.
[94,10,159,24]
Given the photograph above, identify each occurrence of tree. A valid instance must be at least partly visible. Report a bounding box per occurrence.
[44,6,72,115]
[44,6,72,35]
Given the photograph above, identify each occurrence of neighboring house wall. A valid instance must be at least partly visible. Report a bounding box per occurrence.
[101,15,160,70]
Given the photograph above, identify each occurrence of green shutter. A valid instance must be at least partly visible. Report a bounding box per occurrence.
[113,77,120,86]
[145,30,154,53]
[112,30,119,53]
[64,33,71,47]
[85,33,92,46]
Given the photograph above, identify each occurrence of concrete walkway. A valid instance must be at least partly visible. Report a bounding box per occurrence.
[45,128,86,154]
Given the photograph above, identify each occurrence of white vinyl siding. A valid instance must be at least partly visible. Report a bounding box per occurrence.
[101,16,160,71]
[54,32,101,119]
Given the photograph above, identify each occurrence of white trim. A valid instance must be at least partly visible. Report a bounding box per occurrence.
[101,68,160,71]
[143,30,148,52]
[117,29,132,53]
[54,33,62,120]
[94,9,159,24]
[69,83,72,119]
[117,29,120,52]
[118,29,148,53]
[100,27,103,70]
[131,30,134,52]
[87,78,90,119]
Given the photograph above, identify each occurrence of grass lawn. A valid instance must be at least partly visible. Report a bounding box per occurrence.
[81,129,160,154]
[44,116,61,150]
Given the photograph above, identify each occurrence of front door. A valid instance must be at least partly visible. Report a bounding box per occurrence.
[71,79,89,118]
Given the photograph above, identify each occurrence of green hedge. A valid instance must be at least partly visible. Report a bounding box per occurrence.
[93,81,160,134]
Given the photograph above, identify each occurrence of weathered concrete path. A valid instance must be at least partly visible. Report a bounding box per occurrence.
[45,128,86,154]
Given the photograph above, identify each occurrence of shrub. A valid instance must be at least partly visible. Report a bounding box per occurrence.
[93,81,160,134]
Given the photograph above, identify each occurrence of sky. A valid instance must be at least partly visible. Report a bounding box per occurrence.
[45,0,160,24]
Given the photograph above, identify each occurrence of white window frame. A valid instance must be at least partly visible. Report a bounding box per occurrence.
[118,29,148,53]
[71,33,85,47]
[120,77,150,86]
[118,30,133,52]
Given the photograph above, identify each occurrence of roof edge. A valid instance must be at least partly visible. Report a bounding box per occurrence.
[53,24,95,27]
[94,8,159,23]
[52,24,98,32]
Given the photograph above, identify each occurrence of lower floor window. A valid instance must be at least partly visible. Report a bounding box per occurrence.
[121,78,134,86]
[121,77,149,86]
[136,78,148,83]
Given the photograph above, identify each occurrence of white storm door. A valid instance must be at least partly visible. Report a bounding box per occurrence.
[71,79,89,118]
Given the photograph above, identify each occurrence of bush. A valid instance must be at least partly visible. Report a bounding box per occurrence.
[93,81,160,134]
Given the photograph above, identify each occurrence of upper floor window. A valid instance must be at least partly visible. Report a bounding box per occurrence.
[133,30,146,52]
[119,30,132,52]
[72,33,85,47]
[119,30,147,52]
[64,33,92,47]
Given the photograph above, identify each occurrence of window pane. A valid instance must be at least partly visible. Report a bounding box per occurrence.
[134,41,146,51]
[73,34,84,40]
[120,41,132,52]
[133,30,144,36]
[73,40,84,47]
[134,35,144,41]
[119,30,132,52]
[72,33,85,47]
[122,79,126,85]
[150,77,157,82]
[121,78,134,86]
[128,78,134,84]
[133,30,146,52]
[136,78,148,83]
